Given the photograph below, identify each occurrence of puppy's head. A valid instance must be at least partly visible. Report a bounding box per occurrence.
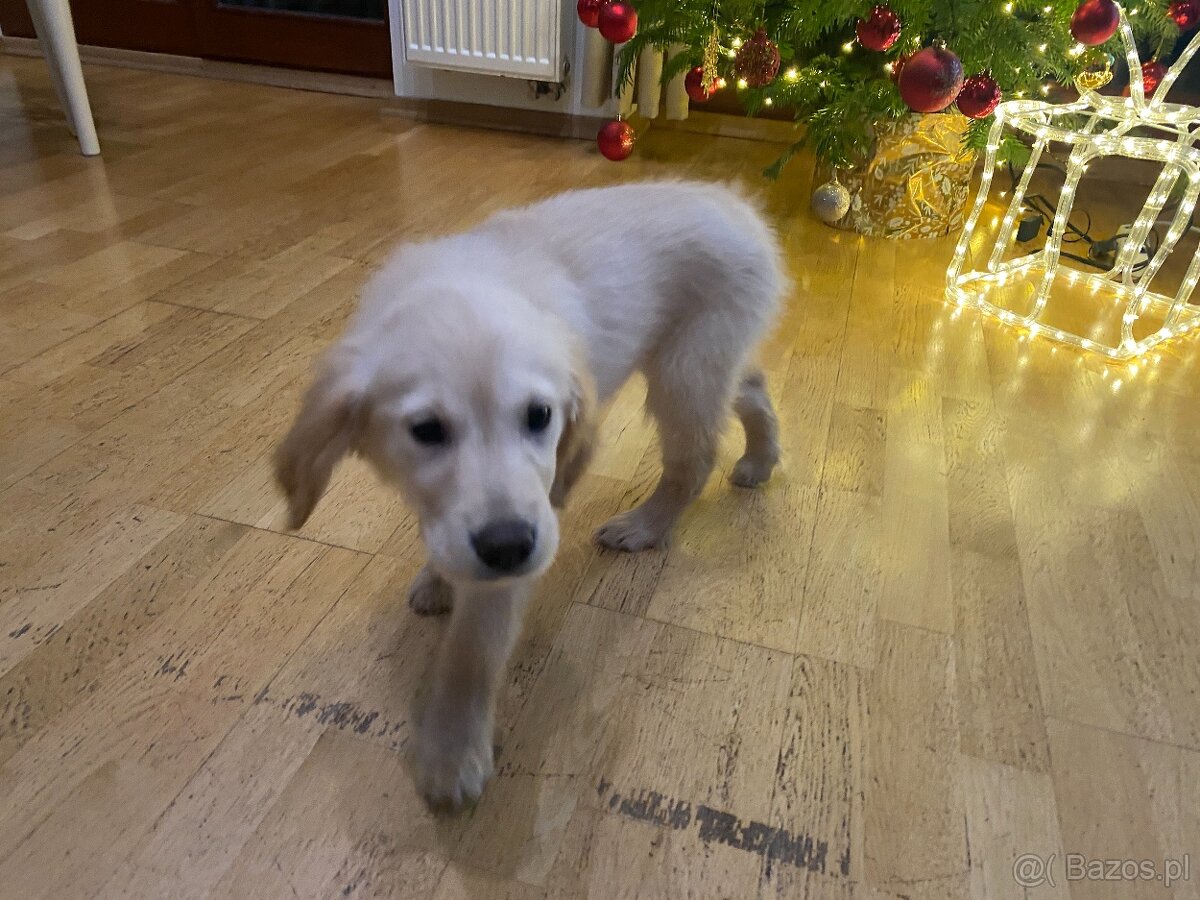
[275,277,594,584]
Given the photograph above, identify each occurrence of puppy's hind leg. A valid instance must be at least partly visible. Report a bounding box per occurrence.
[596,371,722,553]
[731,368,780,488]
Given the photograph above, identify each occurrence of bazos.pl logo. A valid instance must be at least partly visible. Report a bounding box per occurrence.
[1013,852,1191,889]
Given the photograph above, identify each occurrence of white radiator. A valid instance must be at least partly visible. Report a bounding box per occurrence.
[400,0,562,81]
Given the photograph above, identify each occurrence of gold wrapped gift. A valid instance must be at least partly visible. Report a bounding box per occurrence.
[816,112,976,240]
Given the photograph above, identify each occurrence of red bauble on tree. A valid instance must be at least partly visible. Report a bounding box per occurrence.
[598,1,637,43]
[889,50,914,83]
[956,71,1002,118]
[734,28,781,87]
[897,45,964,112]
[597,119,635,161]
[684,66,716,102]
[856,6,902,52]
[1170,0,1200,30]
[1141,59,1168,94]
[1070,0,1120,45]
[577,0,602,28]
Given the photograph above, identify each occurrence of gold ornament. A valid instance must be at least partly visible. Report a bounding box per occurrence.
[814,112,975,239]
[1074,47,1114,91]
[702,22,720,91]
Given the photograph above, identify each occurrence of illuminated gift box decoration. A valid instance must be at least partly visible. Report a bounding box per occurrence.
[946,7,1200,360]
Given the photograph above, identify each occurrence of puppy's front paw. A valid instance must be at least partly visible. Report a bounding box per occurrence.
[408,566,453,616]
[595,510,670,552]
[416,721,494,810]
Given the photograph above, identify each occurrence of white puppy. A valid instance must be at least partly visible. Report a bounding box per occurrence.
[276,180,783,807]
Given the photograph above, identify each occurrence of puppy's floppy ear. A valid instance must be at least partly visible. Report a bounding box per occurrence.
[275,352,365,530]
[550,355,597,509]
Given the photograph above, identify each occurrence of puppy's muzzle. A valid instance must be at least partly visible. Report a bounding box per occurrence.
[470,519,537,574]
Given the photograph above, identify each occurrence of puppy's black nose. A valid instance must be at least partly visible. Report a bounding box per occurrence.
[471,519,536,573]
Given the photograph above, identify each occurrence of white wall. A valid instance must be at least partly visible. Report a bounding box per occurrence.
[387,0,612,117]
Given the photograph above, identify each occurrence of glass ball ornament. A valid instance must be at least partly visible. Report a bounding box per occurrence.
[897,45,965,112]
[598,1,638,43]
[889,50,914,83]
[1074,47,1115,90]
[856,6,902,52]
[1141,59,1168,95]
[733,28,781,87]
[684,66,716,102]
[1070,0,1120,46]
[597,119,635,161]
[577,0,603,28]
[1170,0,1200,30]
[956,71,1001,119]
[811,180,851,224]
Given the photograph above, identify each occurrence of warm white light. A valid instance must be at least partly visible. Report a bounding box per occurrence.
[764,97,773,106]
[842,41,855,53]
[944,3,1200,361]
[1038,43,1048,53]
[737,78,748,89]
[1004,1,1014,11]
[785,67,799,80]
[732,36,743,49]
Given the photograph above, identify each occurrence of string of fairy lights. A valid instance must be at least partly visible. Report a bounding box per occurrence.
[947,6,1200,361]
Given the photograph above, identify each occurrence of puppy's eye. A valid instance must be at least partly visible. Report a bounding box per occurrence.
[526,403,552,434]
[409,418,448,446]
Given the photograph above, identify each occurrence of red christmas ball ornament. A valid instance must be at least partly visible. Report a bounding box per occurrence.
[1170,0,1200,29]
[598,1,638,43]
[733,28,781,87]
[856,6,902,52]
[577,0,602,27]
[684,66,716,102]
[597,119,635,161]
[956,71,1002,118]
[1140,59,1168,94]
[897,45,965,112]
[889,50,914,83]
[1070,0,1120,45]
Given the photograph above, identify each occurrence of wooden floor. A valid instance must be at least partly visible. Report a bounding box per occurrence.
[2,55,1199,900]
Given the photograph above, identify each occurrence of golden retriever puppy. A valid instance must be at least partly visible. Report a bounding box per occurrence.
[276,181,783,807]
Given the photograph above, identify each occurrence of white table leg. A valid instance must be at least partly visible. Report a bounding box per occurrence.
[25,0,100,156]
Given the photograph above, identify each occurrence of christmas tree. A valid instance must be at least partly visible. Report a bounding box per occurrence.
[616,0,1185,174]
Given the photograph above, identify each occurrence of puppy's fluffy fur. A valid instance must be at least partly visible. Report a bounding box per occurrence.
[277,181,783,807]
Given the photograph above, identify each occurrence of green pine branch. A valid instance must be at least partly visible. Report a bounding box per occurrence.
[618,0,1178,175]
